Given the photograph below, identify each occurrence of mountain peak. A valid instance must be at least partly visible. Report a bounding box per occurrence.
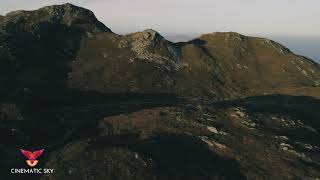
[130,29,165,42]
[61,2,77,7]
[40,3,94,17]
[198,31,246,42]
[2,3,112,33]
[207,31,244,36]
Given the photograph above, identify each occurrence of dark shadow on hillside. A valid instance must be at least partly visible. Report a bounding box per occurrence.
[0,92,181,180]
[0,20,88,100]
[210,94,320,146]
[91,133,246,180]
[1,91,182,147]
[0,134,246,180]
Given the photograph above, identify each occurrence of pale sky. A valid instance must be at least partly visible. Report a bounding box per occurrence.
[0,0,320,37]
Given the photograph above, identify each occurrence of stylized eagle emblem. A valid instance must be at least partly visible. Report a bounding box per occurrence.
[20,149,44,167]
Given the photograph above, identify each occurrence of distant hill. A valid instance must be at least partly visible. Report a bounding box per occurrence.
[166,34,320,63]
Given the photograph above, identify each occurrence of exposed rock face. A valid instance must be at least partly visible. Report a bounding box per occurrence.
[129,29,180,64]
[0,4,320,180]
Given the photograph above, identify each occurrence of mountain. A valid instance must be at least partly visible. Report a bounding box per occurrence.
[166,34,320,64]
[0,3,319,180]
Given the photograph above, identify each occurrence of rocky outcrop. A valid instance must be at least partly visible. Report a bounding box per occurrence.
[1,3,111,34]
[129,29,180,64]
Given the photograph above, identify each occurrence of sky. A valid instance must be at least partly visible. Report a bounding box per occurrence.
[0,0,319,62]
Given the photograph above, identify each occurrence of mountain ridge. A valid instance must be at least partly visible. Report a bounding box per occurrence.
[1,3,320,100]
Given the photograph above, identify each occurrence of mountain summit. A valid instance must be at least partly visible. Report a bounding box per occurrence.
[2,3,111,33]
[0,4,319,180]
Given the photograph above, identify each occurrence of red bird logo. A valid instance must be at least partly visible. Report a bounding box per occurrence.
[20,149,44,167]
